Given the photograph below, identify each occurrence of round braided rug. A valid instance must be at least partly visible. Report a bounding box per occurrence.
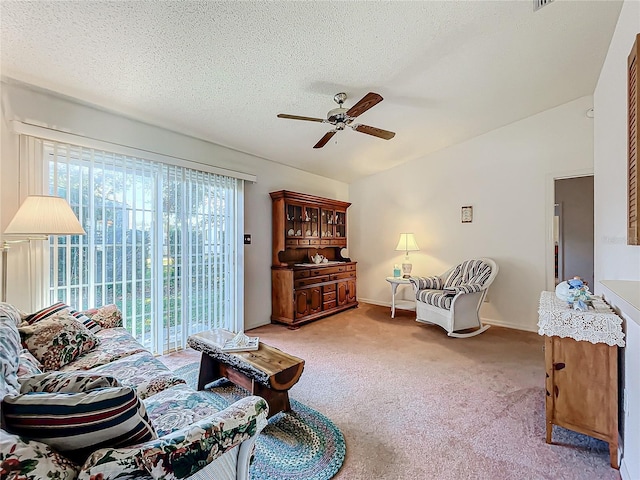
[174,363,346,480]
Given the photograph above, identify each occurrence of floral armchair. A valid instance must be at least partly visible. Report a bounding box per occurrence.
[409,258,498,338]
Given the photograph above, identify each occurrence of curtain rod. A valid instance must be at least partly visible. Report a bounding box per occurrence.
[10,120,257,183]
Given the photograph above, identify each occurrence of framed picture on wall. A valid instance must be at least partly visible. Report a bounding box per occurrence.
[461,205,473,223]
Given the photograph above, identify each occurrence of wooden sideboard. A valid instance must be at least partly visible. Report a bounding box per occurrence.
[270,190,357,326]
[538,291,625,469]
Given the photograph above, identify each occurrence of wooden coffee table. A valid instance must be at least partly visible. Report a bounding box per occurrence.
[187,331,305,418]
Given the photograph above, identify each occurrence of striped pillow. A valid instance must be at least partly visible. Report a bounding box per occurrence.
[443,283,484,296]
[409,276,443,290]
[2,386,157,464]
[23,302,102,333]
[22,302,71,325]
[69,309,102,334]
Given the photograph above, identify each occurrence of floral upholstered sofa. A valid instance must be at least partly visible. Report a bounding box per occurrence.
[0,302,268,480]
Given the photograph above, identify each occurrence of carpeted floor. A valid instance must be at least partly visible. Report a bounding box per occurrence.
[160,303,619,480]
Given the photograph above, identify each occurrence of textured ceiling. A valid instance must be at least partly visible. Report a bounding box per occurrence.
[0,1,623,183]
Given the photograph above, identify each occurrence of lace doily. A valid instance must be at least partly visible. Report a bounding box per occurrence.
[538,291,625,347]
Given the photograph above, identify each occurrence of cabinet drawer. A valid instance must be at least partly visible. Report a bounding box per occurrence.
[323,291,336,301]
[297,239,310,245]
[294,270,310,279]
[295,276,329,288]
[323,300,337,310]
[315,265,348,275]
[309,239,321,245]
[346,264,356,271]
[332,272,356,281]
[320,239,332,245]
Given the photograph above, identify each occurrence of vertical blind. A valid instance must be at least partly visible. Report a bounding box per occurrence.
[33,137,241,354]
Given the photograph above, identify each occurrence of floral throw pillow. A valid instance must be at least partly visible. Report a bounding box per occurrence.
[18,314,100,371]
[0,429,79,480]
[82,304,123,329]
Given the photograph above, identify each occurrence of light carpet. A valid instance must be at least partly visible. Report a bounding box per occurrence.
[173,363,346,480]
[243,304,617,480]
[163,303,618,480]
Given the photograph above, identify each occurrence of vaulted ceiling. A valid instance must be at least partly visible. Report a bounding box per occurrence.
[0,1,623,182]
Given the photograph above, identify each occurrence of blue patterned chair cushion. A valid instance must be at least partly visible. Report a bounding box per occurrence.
[2,386,157,464]
[415,290,453,309]
[443,283,484,296]
[443,259,492,288]
[143,384,222,436]
[90,351,186,400]
[17,349,43,378]
[1,303,28,397]
[409,276,443,290]
[19,371,121,394]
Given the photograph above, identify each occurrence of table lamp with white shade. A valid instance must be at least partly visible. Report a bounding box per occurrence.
[395,233,419,278]
[1,195,86,302]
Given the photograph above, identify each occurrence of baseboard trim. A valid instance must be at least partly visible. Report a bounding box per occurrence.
[359,298,390,308]
[361,300,538,333]
[620,458,631,480]
[246,320,271,331]
[483,318,538,333]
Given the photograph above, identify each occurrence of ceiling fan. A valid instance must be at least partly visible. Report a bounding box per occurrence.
[277,92,396,149]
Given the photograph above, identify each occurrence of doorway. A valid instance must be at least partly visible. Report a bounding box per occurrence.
[553,176,594,289]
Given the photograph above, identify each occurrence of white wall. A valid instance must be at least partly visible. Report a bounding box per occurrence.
[593,1,640,478]
[0,81,349,330]
[350,95,594,332]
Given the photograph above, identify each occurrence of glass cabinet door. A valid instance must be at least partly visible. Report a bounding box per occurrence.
[321,208,334,238]
[286,203,304,237]
[335,210,346,239]
[304,207,319,237]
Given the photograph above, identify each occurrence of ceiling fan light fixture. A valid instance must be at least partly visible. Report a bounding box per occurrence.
[277,91,395,148]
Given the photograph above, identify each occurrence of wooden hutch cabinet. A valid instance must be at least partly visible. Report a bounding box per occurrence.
[270,190,357,326]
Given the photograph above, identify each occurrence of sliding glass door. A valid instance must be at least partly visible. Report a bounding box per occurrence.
[40,138,240,354]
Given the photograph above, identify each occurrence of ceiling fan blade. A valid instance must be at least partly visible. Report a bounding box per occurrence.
[313,131,337,149]
[346,92,383,118]
[352,124,396,140]
[277,113,325,123]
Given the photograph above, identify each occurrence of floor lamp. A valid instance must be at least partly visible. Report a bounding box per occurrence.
[1,195,86,303]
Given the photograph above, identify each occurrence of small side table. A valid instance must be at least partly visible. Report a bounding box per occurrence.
[385,277,416,318]
[538,291,625,469]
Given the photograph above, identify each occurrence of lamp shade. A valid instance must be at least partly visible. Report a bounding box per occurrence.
[4,195,86,236]
[395,233,419,254]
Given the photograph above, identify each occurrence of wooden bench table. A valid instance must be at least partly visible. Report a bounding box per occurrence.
[187,330,305,418]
